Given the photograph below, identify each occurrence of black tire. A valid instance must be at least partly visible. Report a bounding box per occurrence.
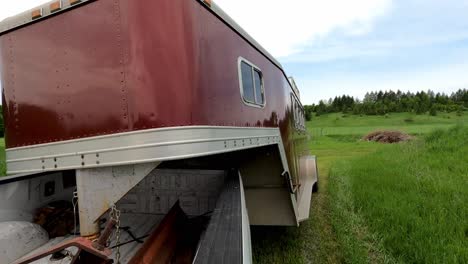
[312,175,319,193]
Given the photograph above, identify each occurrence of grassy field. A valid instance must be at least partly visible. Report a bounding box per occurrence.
[308,112,466,136]
[252,112,467,263]
[329,126,468,263]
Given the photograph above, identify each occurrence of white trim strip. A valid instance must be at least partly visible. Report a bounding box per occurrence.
[6,126,282,175]
[0,0,94,34]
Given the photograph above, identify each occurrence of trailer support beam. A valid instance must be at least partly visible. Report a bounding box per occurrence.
[76,162,160,237]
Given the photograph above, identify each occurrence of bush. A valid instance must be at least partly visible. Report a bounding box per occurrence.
[429,107,437,116]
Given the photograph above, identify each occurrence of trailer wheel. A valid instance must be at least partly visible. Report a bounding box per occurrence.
[312,156,319,193]
[312,178,319,193]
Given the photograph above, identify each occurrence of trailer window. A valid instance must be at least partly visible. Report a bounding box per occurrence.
[241,61,255,103]
[239,58,265,107]
[291,94,306,132]
[254,70,265,105]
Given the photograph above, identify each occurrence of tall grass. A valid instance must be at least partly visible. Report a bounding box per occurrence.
[329,126,468,263]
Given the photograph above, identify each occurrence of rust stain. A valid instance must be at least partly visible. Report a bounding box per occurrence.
[69,0,82,5]
[50,2,62,12]
[31,9,42,19]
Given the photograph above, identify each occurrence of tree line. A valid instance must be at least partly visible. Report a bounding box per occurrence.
[304,89,467,120]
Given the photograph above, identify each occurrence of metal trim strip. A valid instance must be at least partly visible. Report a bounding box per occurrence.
[0,0,95,35]
[6,126,283,175]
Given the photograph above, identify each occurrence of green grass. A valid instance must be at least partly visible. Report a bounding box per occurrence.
[252,112,467,264]
[308,112,467,137]
[329,126,468,263]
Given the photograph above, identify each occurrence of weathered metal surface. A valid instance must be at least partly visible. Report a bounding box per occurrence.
[0,172,75,223]
[238,146,298,226]
[107,213,163,263]
[23,213,165,263]
[92,218,117,251]
[297,155,318,222]
[118,169,227,216]
[14,237,112,264]
[128,202,187,264]
[193,173,246,264]
[0,222,49,263]
[76,162,159,236]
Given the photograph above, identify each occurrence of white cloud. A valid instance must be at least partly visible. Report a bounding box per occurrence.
[0,1,50,22]
[215,0,393,57]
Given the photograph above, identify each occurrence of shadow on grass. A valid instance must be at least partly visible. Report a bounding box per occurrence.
[251,226,304,264]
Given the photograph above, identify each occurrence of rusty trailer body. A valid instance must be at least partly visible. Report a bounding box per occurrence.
[0,0,318,263]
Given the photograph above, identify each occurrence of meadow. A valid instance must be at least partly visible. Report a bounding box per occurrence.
[328,125,467,263]
[252,112,467,263]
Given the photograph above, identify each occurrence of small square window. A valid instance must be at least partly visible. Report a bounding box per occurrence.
[239,58,265,107]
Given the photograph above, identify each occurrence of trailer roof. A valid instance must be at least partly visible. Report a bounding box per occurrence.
[0,0,306,103]
[0,0,283,68]
[209,2,283,70]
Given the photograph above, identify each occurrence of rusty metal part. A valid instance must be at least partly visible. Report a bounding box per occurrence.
[14,237,113,264]
[83,232,101,241]
[92,218,117,251]
[129,202,187,264]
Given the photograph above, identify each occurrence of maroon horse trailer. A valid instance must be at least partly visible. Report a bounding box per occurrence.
[0,0,318,263]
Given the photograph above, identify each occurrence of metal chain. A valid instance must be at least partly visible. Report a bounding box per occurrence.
[109,204,122,264]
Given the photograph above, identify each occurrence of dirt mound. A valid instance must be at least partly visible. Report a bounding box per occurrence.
[363,131,411,143]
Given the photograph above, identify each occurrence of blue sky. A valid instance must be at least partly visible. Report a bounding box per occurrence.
[217,0,468,104]
[1,0,468,104]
